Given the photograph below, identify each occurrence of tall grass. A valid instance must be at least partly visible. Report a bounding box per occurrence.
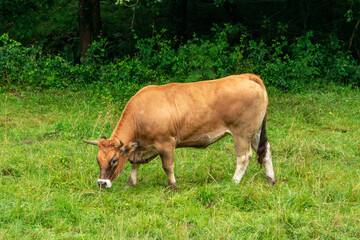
[1,86,359,239]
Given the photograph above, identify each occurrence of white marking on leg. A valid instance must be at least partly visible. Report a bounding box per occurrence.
[264,143,275,184]
[233,151,252,183]
[163,163,176,186]
[167,172,176,186]
[165,171,177,190]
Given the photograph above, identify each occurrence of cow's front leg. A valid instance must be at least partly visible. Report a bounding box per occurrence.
[126,163,140,186]
[157,143,177,189]
[161,151,177,189]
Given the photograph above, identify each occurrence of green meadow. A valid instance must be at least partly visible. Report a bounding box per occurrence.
[1,87,359,239]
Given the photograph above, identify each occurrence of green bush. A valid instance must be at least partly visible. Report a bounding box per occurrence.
[1,25,359,98]
[0,34,76,89]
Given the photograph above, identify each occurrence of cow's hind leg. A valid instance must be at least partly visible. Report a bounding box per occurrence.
[263,142,275,185]
[233,136,252,183]
[251,131,275,185]
[126,163,140,186]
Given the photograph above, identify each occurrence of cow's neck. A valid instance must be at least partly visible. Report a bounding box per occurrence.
[110,119,135,144]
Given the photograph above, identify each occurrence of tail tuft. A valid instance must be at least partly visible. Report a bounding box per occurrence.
[257,113,268,167]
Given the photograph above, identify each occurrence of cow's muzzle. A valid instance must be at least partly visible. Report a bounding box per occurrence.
[97,179,112,188]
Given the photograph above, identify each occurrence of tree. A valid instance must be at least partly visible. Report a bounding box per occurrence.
[78,0,101,59]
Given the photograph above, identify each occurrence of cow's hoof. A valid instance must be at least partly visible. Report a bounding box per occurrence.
[266,176,276,185]
[167,183,178,191]
[126,180,136,187]
[232,177,241,184]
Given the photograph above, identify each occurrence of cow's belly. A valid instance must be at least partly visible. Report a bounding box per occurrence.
[176,129,231,148]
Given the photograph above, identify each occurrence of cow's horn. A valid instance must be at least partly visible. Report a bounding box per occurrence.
[83,139,98,146]
[117,140,124,148]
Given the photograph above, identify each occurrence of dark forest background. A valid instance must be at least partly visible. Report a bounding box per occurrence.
[1,0,359,95]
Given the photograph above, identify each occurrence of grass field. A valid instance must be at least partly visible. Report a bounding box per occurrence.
[1,86,359,239]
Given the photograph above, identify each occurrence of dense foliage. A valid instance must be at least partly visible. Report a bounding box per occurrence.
[0,0,359,95]
[1,26,359,99]
[2,0,360,59]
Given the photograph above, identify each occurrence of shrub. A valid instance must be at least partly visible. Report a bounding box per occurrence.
[1,25,359,98]
[0,34,76,89]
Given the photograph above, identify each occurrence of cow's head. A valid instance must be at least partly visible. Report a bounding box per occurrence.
[83,136,139,188]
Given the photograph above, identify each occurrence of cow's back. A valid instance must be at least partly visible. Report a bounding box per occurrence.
[125,74,267,146]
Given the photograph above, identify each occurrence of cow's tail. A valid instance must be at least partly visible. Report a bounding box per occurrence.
[247,74,268,167]
[257,113,268,167]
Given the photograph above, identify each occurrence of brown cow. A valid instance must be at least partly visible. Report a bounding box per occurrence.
[83,74,275,189]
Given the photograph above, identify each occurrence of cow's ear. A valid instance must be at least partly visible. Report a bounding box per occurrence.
[121,141,140,155]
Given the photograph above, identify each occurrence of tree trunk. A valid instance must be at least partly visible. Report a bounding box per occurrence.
[78,0,101,60]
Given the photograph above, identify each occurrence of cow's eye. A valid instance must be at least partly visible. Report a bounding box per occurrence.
[110,157,118,166]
